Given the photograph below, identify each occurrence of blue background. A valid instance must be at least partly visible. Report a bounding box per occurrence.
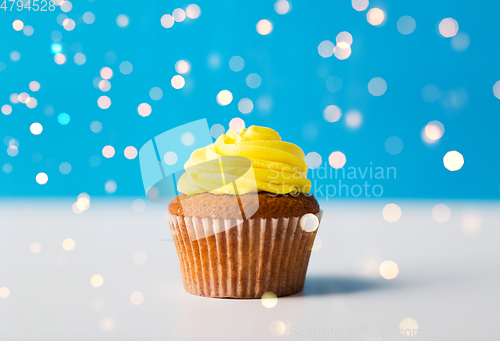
[1,0,499,199]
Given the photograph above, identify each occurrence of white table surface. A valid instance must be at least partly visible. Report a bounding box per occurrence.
[1,199,499,341]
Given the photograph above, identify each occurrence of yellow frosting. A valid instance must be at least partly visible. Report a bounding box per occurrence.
[177,125,311,195]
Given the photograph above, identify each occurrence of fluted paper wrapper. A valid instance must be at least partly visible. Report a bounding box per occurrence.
[168,212,322,299]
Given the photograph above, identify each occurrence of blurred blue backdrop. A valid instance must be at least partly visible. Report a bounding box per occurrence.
[1,0,499,199]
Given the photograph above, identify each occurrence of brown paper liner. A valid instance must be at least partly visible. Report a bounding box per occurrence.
[168,213,322,299]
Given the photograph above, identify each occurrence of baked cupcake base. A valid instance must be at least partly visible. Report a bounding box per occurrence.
[168,212,322,298]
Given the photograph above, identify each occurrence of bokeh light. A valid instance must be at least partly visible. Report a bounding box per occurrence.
[257,95,273,113]
[7,146,18,157]
[124,146,138,160]
[13,20,24,31]
[385,136,404,155]
[424,121,445,141]
[116,14,129,27]
[60,0,72,11]
[29,81,40,92]
[300,213,320,232]
[0,287,10,299]
[432,204,451,223]
[238,98,253,114]
[91,274,104,288]
[443,151,464,171]
[173,8,186,22]
[3,164,13,174]
[318,40,334,58]
[382,203,401,222]
[261,292,278,308]
[305,152,322,169]
[100,67,113,80]
[98,80,111,92]
[397,16,416,35]
[269,321,286,336]
[216,90,233,106]
[175,60,190,74]
[439,18,459,38]
[368,77,387,96]
[163,151,178,165]
[245,73,262,88]
[345,110,362,128]
[10,51,21,61]
[181,132,195,146]
[399,318,419,337]
[451,32,470,52]
[2,105,12,115]
[210,124,225,138]
[105,180,117,194]
[334,45,351,60]
[18,92,30,104]
[323,105,342,122]
[102,145,115,158]
[59,162,72,175]
[138,103,152,117]
[186,4,201,19]
[23,25,34,36]
[10,93,19,104]
[229,56,245,72]
[367,8,385,26]
[30,123,43,135]
[352,0,369,11]
[207,52,221,70]
[36,172,48,185]
[58,113,70,125]
[54,53,66,65]
[149,87,163,101]
[130,291,144,305]
[120,61,133,75]
[161,14,175,28]
[51,43,62,54]
[83,12,95,24]
[171,75,185,89]
[493,81,500,100]
[328,151,346,169]
[133,251,148,264]
[62,238,76,251]
[97,96,111,109]
[422,84,441,103]
[256,19,273,35]
[274,0,290,15]
[462,213,481,234]
[30,242,42,254]
[379,260,399,279]
[336,32,353,47]
[56,14,68,26]
[229,117,245,132]
[62,18,75,31]
[100,318,114,331]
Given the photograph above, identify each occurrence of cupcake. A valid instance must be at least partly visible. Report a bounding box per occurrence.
[168,125,321,298]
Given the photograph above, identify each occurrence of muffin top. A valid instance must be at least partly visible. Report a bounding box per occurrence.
[169,192,319,219]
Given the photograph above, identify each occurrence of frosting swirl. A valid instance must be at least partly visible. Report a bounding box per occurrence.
[177,126,311,196]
